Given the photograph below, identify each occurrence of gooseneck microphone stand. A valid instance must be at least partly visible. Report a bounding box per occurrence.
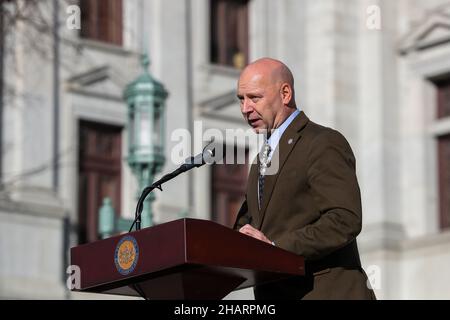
[128,141,215,233]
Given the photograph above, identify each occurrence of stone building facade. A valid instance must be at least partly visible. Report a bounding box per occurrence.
[1,0,450,299]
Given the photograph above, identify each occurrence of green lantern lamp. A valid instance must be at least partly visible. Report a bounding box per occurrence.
[123,53,168,228]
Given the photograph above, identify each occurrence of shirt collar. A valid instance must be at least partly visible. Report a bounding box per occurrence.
[267,108,300,156]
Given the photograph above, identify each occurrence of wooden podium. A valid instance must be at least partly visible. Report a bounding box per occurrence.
[70,218,304,300]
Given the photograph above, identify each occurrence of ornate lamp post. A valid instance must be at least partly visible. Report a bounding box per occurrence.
[123,53,168,228]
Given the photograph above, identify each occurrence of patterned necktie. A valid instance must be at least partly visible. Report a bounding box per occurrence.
[258,141,271,209]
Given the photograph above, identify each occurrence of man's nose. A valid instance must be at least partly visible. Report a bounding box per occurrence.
[241,98,253,113]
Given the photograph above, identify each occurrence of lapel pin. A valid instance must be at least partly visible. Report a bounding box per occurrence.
[288,138,293,145]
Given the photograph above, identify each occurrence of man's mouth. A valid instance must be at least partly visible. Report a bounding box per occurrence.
[248,118,261,127]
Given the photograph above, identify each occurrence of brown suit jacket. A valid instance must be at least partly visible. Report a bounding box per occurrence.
[233,111,376,300]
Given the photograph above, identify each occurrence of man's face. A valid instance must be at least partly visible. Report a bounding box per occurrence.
[237,71,282,134]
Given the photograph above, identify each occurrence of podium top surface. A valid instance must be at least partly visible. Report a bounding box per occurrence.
[70,218,304,298]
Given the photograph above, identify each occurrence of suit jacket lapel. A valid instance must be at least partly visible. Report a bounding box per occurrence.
[255,111,310,230]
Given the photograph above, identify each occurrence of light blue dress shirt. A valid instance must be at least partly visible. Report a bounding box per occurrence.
[267,108,300,161]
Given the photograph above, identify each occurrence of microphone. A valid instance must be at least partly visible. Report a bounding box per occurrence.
[179,137,216,170]
[128,138,219,232]
[182,147,215,169]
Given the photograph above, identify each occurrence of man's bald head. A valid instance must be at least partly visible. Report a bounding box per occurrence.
[240,58,295,103]
[237,58,297,133]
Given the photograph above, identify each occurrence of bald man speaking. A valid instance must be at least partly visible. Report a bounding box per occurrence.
[234,58,376,300]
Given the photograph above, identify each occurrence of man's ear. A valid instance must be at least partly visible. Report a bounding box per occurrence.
[280,83,292,105]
